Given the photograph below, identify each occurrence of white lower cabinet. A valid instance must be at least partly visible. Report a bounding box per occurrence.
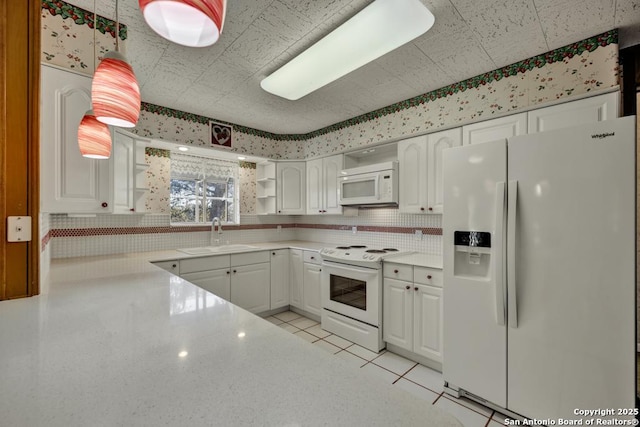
[231,262,271,314]
[270,249,290,310]
[182,269,230,301]
[383,263,443,364]
[303,263,322,317]
[289,249,304,309]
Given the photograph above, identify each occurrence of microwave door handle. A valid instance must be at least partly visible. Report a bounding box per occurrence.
[375,173,381,200]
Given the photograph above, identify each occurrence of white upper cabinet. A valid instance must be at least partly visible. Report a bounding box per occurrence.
[306,154,343,215]
[398,135,428,214]
[527,92,619,133]
[462,113,527,145]
[41,65,112,213]
[427,128,462,214]
[277,162,306,215]
[256,161,277,215]
[398,129,460,214]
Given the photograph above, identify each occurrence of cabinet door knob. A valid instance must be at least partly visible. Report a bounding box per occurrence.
[278,210,282,213]
[233,269,237,273]
[172,264,177,268]
[130,208,135,212]
[394,269,399,273]
[420,207,425,211]
[405,285,410,290]
[319,210,322,213]
[414,287,419,291]
[101,202,108,208]
[322,210,327,213]
[226,271,230,274]
[427,275,432,279]
[272,252,276,255]
[310,256,315,260]
[428,207,433,211]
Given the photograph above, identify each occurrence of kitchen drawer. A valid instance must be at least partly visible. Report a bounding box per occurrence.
[303,250,321,265]
[180,255,230,274]
[231,251,269,266]
[153,260,180,275]
[384,263,413,282]
[413,267,443,288]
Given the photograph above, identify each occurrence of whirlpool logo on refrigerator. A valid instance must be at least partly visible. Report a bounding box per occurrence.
[591,132,615,139]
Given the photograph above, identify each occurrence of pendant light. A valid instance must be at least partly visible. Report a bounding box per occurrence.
[92,0,141,128]
[78,110,112,159]
[139,0,227,47]
[77,1,112,159]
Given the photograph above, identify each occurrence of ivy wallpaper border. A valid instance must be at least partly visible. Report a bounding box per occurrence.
[141,29,617,142]
[145,147,171,158]
[42,0,128,40]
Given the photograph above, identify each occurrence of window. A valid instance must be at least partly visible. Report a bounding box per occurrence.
[170,153,238,224]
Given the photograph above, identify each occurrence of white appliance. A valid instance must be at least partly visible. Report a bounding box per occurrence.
[320,245,410,351]
[339,161,398,206]
[442,117,635,420]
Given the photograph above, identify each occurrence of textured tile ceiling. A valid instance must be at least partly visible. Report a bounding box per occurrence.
[70,0,640,134]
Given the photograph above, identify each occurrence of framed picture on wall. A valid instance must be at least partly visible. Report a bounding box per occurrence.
[210,121,232,149]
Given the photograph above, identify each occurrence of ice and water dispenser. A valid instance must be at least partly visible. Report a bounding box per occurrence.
[453,231,492,278]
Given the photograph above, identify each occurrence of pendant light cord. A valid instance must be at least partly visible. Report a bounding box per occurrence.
[93,0,96,71]
[115,0,120,52]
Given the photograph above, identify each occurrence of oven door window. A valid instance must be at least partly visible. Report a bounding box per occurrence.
[329,274,366,311]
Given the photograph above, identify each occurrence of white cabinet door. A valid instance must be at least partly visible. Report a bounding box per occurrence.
[40,65,112,213]
[231,263,270,314]
[277,162,306,215]
[270,249,290,309]
[322,154,343,214]
[398,135,428,214]
[462,113,527,145]
[302,262,322,317]
[182,269,231,301]
[290,249,304,309]
[306,158,323,214]
[527,92,619,133]
[427,128,462,214]
[382,278,413,350]
[413,284,443,363]
[112,129,135,213]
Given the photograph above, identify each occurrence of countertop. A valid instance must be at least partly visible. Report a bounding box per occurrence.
[385,252,443,269]
[0,241,459,426]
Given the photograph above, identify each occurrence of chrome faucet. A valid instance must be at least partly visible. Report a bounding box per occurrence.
[211,217,222,245]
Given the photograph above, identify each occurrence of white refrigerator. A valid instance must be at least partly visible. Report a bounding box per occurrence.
[442,116,635,419]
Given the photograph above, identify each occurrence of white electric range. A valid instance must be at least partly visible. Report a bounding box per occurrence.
[319,245,411,352]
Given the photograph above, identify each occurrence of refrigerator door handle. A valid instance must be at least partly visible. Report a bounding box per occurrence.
[494,181,506,326]
[507,180,518,328]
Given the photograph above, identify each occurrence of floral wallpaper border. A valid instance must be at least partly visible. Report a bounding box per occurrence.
[145,147,171,158]
[239,161,256,169]
[141,29,617,142]
[42,0,128,40]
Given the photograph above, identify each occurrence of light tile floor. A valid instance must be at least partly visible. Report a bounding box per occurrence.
[265,310,507,427]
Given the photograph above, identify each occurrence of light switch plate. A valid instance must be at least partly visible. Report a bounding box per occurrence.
[7,216,32,242]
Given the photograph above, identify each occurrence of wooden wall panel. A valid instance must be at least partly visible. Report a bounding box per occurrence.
[0,0,40,299]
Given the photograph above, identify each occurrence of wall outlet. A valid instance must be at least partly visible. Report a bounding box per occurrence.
[414,229,423,241]
[277,225,282,233]
[352,226,357,234]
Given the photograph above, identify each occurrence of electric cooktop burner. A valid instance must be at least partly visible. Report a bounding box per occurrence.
[349,245,367,248]
[335,246,351,250]
[382,248,398,251]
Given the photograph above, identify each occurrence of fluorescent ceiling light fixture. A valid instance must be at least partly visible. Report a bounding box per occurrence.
[237,156,246,160]
[260,0,434,100]
[178,146,189,151]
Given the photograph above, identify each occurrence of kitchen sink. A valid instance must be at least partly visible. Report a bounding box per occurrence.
[177,244,259,255]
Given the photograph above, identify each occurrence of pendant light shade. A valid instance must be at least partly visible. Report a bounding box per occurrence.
[139,0,227,47]
[78,110,112,159]
[91,51,141,128]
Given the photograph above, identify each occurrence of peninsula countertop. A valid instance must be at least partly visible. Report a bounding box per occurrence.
[0,242,460,426]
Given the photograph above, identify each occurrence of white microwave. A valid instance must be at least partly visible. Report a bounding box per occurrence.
[339,161,398,206]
